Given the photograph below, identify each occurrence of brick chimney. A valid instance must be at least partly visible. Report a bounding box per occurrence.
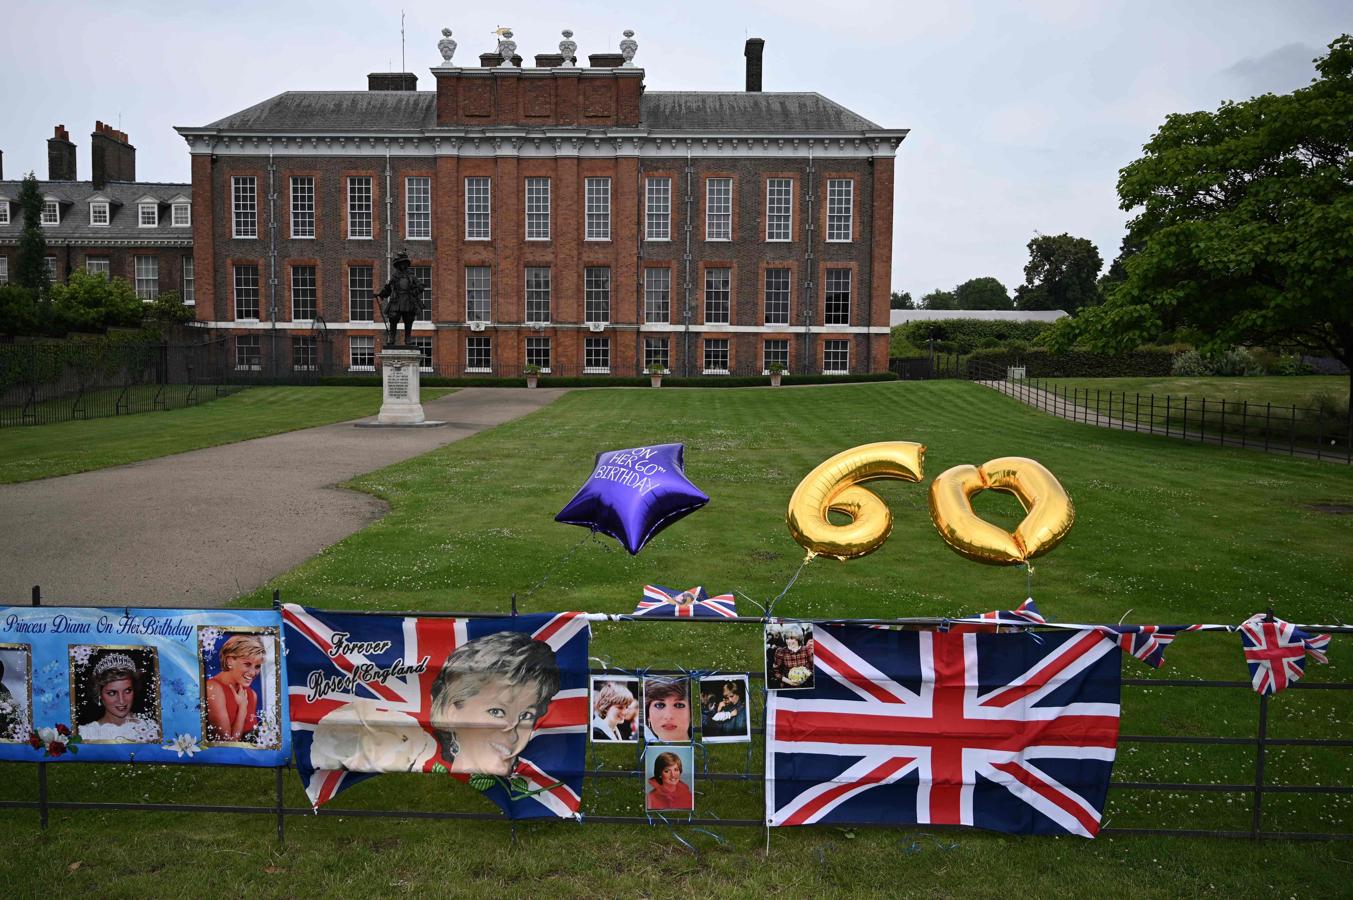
[588,53,625,68]
[368,72,418,91]
[479,52,523,67]
[48,125,77,180]
[745,38,764,92]
[91,121,135,188]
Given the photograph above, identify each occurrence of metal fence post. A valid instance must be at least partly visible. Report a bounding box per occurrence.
[1240,401,1247,449]
[1289,405,1297,457]
[1252,690,1269,840]
[33,584,48,831]
[276,766,286,845]
[1165,395,1170,437]
[1264,402,1271,453]
[1201,398,1207,444]
[1135,393,1141,432]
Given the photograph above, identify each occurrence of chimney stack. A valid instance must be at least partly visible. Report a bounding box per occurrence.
[745,38,764,92]
[367,72,418,91]
[48,125,77,181]
[91,120,135,188]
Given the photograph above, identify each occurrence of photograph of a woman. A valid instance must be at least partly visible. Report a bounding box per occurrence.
[203,632,276,745]
[0,646,31,743]
[642,676,691,744]
[644,746,695,812]
[590,676,639,743]
[699,675,750,743]
[765,623,816,691]
[71,647,162,744]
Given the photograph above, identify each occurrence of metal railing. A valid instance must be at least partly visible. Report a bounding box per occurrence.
[969,360,1353,464]
[2,588,1348,842]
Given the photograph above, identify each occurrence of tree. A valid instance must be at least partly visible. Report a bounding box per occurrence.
[920,289,957,310]
[144,290,195,334]
[890,290,915,310]
[0,285,41,336]
[1069,34,1353,408]
[50,271,144,333]
[14,173,49,298]
[953,276,1013,310]
[1013,233,1102,312]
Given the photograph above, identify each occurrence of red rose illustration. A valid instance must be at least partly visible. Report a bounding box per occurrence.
[47,741,66,757]
[27,732,42,750]
[56,723,71,736]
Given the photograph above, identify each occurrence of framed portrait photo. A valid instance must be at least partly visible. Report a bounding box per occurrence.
[698,674,750,743]
[765,622,815,691]
[198,626,283,750]
[590,675,640,744]
[0,644,33,743]
[644,744,695,813]
[69,645,163,744]
[642,675,692,744]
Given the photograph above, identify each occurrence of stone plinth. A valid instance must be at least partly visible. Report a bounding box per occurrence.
[357,347,444,428]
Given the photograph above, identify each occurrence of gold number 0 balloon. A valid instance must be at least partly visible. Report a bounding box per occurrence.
[928,457,1075,565]
[786,442,926,560]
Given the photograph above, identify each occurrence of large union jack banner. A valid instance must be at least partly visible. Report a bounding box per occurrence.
[283,605,590,818]
[767,625,1122,837]
[634,584,738,618]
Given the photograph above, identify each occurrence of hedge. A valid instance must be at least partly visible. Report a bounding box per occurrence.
[966,349,1174,378]
[896,319,1055,353]
[317,372,901,389]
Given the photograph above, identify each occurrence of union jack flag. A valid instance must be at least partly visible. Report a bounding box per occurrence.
[1239,614,1329,696]
[948,598,1047,632]
[767,624,1122,837]
[956,600,1184,669]
[633,585,737,618]
[283,605,590,818]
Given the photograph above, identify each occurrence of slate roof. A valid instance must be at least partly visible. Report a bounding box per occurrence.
[192,89,892,135]
[0,180,192,244]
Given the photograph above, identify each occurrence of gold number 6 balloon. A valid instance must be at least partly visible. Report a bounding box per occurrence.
[928,457,1075,565]
[786,441,926,560]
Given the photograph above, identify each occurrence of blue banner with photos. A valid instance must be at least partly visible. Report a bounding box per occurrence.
[0,606,289,766]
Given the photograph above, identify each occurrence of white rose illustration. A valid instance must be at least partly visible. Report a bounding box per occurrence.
[308,700,436,772]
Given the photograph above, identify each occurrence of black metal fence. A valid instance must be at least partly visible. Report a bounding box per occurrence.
[0,339,249,428]
[2,589,1348,842]
[967,359,1353,464]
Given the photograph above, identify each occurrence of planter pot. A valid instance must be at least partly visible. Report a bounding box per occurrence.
[526,375,539,389]
[770,373,783,387]
[650,375,663,388]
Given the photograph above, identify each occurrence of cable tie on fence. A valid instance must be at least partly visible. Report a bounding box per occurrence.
[733,589,767,616]
[1119,608,1134,625]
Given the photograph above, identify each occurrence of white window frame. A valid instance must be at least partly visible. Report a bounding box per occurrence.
[765,268,791,326]
[232,176,257,238]
[704,267,731,325]
[823,339,850,374]
[347,176,373,239]
[826,178,854,242]
[172,202,191,227]
[525,336,551,373]
[824,268,851,326]
[290,176,315,239]
[86,257,111,277]
[0,201,9,225]
[705,178,732,241]
[466,335,492,373]
[0,257,8,284]
[645,176,671,241]
[525,177,551,240]
[524,266,551,324]
[138,203,158,228]
[702,338,730,375]
[405,176,431,240]
[349,335,375,372]
[44,256,57,279]
[291,265,317,322]
[410,265,433,322]
[583,337,611,374]
[584,266,610,325]
[465,177,491,240]
[763,339,790,375]
[292,335,318,372]
[348,265,375,322]
[41,199,60,226]
[644,337,669,374]
[585,177,611,240]
[181,256,195,305]
[134,256,159,299]
[236,335,262,371]
[643,267,670,324]
[766,178,792,241]
[465,266,491,323]
[89,201,110,226]
[234,264,260,320]
[412,335,434,372]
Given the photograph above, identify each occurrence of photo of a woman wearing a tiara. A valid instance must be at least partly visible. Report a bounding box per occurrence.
[73,648,162,743]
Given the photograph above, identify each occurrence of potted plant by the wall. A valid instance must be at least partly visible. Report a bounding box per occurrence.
[647,363,665,388]
[525,364,541,389]
[768,362,785,387]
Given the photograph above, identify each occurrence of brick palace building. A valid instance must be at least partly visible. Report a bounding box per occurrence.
[175,33,908,377]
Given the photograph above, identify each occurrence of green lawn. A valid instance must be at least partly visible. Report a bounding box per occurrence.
[1037,375,1348,408]
[2,382,1351,896]
[0,386,454,483]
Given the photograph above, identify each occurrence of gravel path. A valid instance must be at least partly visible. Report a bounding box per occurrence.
[1,388,567,607]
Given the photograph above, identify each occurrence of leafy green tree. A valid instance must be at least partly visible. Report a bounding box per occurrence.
[920,289,957,310]
[1071,34,1353,409]
[890,290,915,310]
[144,290,195,335]
[14,173,49,298]
[50,271,144,333]
[0,285,41,336]
[953,276,1013,310]
[1013,233,1103,312]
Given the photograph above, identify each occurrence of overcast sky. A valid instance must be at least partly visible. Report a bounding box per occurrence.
[2,0,1346,297]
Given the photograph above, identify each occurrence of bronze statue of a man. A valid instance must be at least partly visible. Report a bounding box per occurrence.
[377,251,425,345]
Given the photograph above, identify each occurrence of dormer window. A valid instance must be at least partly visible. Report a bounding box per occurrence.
[171,202,190,227]
[139,202,158,227]
[90,201,110,226]
[41,199,60,226]
[0,201,9,225]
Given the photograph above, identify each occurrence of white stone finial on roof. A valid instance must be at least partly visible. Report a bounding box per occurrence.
[559,29,577,67]
[495,27,516,67]
[438,28,457,66]
[619,29,638,67]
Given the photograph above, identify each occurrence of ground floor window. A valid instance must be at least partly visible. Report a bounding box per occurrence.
[763,339,789,374]
[823,339,849,374]
[412,335,433,371]
[292,336,317,371]
[703,338,729,375]
[86,257,111,277]
[235,335,261,370]
[350,335,375,370]
[135,256,159,299]
[526,337,551,372]
[584,337,610,374]
[644,338,669,373]
[466,336,491,373]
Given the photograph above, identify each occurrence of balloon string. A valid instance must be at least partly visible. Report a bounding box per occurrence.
[766,552,814,619]
[522,530,602,602]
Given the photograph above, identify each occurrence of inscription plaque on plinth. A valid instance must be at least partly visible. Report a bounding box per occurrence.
[357,347,445,428]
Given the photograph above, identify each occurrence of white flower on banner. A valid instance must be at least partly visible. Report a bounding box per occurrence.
[199,627,224,653]
[70,645,95,666]
[37,726,57,744]
[162,733,201,758]
[130,716,162,743]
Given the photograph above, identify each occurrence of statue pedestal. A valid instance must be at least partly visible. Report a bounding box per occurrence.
[357,348,444,428]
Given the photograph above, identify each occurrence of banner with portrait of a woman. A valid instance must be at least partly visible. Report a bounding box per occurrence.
[0,606,289,766]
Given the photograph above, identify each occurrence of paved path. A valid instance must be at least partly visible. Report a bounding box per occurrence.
[1,388,567,607]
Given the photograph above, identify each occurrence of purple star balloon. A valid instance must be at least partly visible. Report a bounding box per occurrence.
[555,443,709,555]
